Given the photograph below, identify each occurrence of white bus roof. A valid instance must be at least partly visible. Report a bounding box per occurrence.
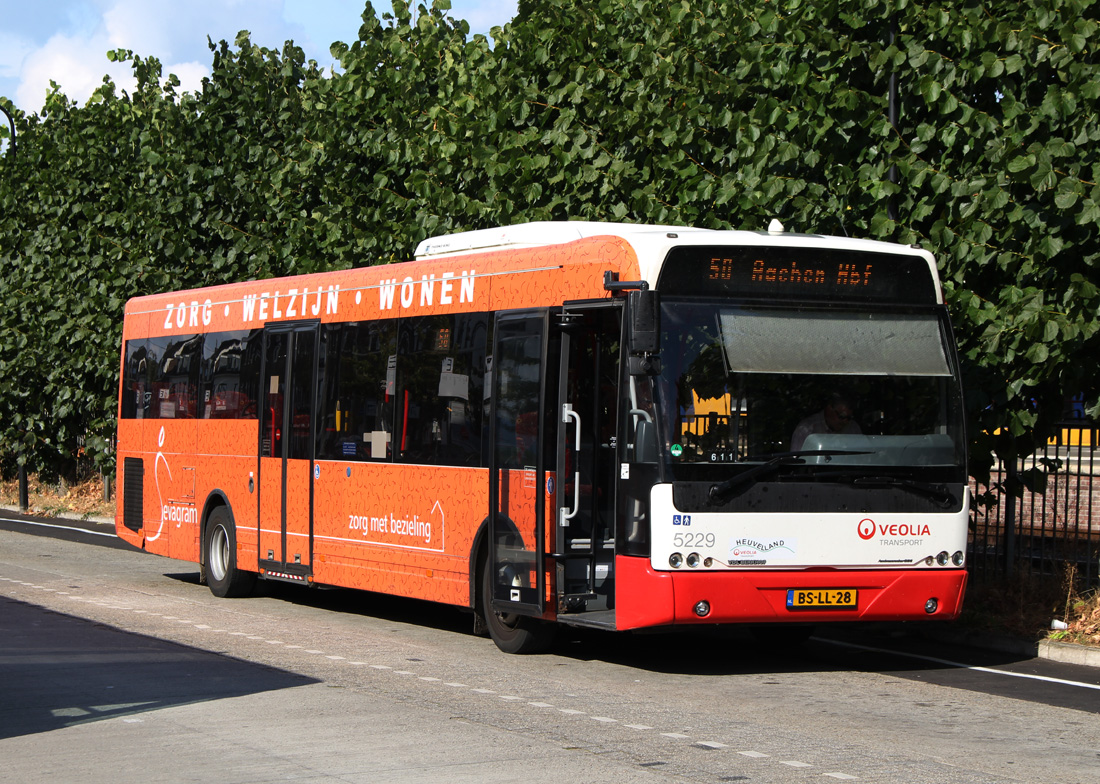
[414,220,939,299]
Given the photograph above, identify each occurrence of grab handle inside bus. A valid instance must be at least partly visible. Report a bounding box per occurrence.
[560,403,581,527]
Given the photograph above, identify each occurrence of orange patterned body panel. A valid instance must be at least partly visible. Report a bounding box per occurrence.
[115,235,640,611]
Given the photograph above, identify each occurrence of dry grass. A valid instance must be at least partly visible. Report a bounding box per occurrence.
[1048,564,1100,647]
[959,565,1100,648]
[0,473,115,520]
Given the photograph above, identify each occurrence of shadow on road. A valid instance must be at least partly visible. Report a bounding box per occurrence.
[0,596,318,740]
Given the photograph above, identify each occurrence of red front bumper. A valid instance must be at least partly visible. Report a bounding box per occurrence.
[614,555,967,631]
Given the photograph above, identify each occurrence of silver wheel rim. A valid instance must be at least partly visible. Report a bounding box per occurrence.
[209,525,230,582]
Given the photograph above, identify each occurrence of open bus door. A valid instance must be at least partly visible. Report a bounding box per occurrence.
[555,303,623,627]
[258,322,319,584]
[488,312,552,619]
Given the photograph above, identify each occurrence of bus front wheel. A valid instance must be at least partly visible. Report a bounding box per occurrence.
[205,506,256,598]
[480,555,556,654]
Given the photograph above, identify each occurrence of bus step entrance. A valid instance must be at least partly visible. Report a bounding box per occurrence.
[557,551,613,614]
[259,561,313,586]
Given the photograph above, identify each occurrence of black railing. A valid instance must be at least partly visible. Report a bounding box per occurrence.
[969,421,1100,589]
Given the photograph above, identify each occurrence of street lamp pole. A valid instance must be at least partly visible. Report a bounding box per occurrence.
[0,103,25,511]
[0,104,15,158]
[887,19,899,223]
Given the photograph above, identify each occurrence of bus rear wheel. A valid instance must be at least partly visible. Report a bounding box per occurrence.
[205,506,256,598]
[480,554,556,654]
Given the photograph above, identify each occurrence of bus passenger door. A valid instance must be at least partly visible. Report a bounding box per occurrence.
[258,323,319,583]
[488,311,554,619]
[556,304,623,619]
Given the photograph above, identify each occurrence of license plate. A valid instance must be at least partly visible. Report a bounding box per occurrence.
[786,588,858,610]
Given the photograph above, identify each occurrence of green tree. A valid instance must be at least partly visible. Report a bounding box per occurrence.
[0,0,1097,486]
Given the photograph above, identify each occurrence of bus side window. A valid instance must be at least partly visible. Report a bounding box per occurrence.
[148,334,201,419]
[121,339,149,420]
[200,330,249,419]
[395,313,487,467]
[237,329,262,419]
[317,321,397,462]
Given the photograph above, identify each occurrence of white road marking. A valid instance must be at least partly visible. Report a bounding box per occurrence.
[821,638,1100,691]
[738,750,769,758]
[0,516,117,538]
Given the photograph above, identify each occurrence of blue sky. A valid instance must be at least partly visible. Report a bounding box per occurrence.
[0,1,517,113]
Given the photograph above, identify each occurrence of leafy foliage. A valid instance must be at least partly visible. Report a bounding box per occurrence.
[0,0,1097,483]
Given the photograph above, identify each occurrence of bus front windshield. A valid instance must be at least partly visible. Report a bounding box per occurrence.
[653,301,966,481]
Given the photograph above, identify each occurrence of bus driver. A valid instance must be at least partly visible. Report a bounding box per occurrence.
[791,392,861,451]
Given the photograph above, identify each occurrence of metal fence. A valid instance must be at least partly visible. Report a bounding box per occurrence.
[968,422,1100,589]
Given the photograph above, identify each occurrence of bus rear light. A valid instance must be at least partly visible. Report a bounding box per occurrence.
[693,600,711,617]
[669,553,683,568]
[925,598,938,614]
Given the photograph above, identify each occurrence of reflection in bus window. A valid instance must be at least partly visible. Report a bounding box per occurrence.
[146,334,202,419]
[394,314,489,466]
[316,321,398,461]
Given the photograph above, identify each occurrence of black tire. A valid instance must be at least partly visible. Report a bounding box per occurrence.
[480,552,556,654]
[205,506,256,598]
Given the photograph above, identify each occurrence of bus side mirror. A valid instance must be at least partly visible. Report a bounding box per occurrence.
[633,420,660,464]
[628,289,660,375]
[628,289,660,354]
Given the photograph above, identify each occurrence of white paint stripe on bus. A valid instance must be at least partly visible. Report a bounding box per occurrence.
[820,637,1100,691]
[0,515,117,538]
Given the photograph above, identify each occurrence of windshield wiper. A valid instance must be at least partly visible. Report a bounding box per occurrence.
[708,450,871,504]
[849,476,957,508]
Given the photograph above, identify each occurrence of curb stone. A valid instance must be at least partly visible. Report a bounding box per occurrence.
[918,623,1100,669]
[1038,638,1100,668]
[1,505,115,527]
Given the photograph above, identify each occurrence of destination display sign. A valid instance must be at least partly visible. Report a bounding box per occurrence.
[657,245,938,304]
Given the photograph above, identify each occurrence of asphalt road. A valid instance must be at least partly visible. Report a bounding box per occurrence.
[1,511,1098,783]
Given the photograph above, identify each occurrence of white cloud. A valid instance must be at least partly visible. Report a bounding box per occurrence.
[166,62,212,96]
[16,32,136,109]
[7,0,295,111]
[450,0,518,34]
[0,31,36,81]
[2,1,516,112]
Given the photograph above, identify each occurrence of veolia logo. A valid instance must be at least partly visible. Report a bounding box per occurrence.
[857,518,876,540]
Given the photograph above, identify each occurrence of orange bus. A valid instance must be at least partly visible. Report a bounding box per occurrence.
[116,221,969,652]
